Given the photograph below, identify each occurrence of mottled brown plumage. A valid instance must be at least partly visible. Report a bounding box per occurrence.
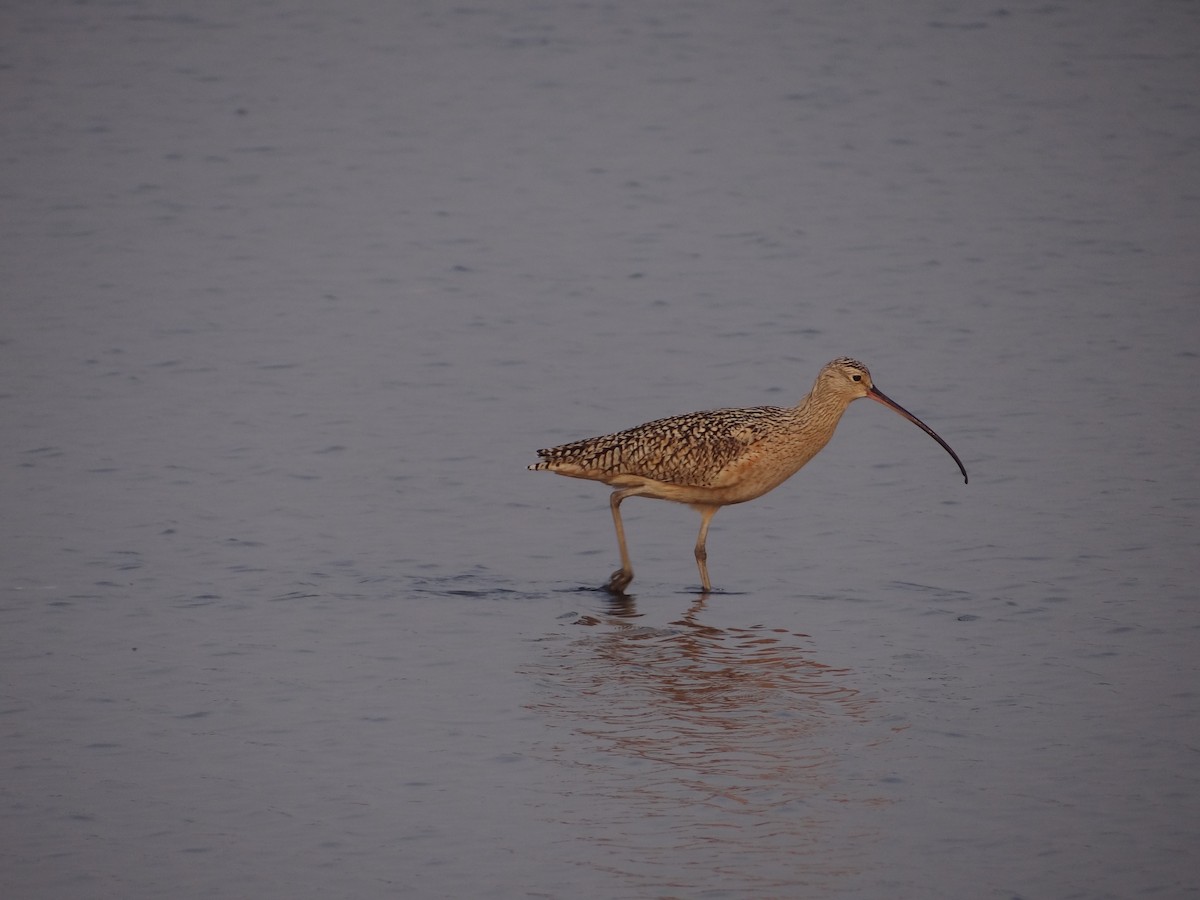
[532,406,787,487]
[530,357,967,593]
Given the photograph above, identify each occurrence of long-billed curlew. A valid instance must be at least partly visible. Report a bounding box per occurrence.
[529,357,967,593]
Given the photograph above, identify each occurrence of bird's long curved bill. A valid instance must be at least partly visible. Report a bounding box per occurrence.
[868,387,969,484]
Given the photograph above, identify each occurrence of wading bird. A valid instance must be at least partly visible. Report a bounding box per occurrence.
[529,357,967,593]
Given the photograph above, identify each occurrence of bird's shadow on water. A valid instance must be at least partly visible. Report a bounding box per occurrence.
[523,589,897,894]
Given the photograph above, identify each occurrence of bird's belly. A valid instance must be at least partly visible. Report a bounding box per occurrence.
[603,451,808,506]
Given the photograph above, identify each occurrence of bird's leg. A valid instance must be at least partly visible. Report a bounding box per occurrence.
[693,504,718,593]
[605,489,637,594]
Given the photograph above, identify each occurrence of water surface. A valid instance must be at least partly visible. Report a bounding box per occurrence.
[2,1,1198,898]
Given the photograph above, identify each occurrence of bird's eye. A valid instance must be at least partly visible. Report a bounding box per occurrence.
[851,374,862,382]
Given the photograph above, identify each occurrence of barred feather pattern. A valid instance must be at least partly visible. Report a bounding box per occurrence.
[529,405,796,487]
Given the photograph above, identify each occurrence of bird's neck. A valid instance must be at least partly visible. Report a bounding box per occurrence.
[793,383,854,422]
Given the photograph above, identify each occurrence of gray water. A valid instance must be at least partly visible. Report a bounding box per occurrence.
[3,1,1198,898]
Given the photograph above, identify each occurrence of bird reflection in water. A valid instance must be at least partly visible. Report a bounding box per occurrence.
[526,594,896,892]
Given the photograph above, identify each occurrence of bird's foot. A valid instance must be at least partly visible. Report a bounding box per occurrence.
[604,568,633,595]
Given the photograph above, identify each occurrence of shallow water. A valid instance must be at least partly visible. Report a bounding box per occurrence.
[3,1,1199,898]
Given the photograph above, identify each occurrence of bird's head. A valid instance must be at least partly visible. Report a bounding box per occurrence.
[819,356,875,400]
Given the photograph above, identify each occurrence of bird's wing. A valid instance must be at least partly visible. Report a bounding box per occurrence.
[535,406,783,486]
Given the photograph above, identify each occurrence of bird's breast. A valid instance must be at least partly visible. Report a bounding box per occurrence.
[707,429,836,502]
